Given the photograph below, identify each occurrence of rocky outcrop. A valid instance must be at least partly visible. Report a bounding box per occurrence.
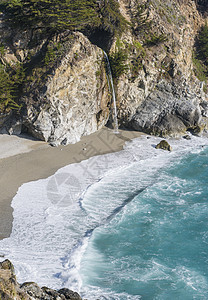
[115,0,208,136]
[130,80,206,136]
[21,32,110,145]
[0,20,110,145]
[0,260,82,300]
[0,259,29,300]
[155,140,172,151]
[21,283,82,300]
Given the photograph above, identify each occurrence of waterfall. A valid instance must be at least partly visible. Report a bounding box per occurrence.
[200,81,204,98]
[103,51,119,133]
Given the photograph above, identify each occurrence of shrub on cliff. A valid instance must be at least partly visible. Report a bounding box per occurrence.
[108,44,128,81]
[0,62,23,112]
[196,24,208,65]
[131,3,152,34]
[98,0,127,35]
[193,24,208,87]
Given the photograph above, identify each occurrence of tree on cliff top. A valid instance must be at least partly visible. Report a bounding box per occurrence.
[0,0,99,31]
[0,0,127,35]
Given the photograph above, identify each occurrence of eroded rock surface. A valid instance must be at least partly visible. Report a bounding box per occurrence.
[0,0,208,143]
[115,0,208,136]
[0,260,82,300]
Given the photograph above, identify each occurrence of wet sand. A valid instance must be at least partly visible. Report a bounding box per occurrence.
[0,127,143,239]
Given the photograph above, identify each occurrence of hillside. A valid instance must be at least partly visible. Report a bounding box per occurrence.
[0,0,208,145]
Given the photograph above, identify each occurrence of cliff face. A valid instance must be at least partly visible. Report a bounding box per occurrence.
[0,18,110,144]
[22,32,109,145]
[116,0,208,136]
[0,0,208,144]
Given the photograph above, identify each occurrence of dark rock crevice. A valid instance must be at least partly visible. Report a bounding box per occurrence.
[195,0,208,15]
[83,27,113,52]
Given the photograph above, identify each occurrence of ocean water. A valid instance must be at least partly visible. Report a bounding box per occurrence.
[0,134,208,300]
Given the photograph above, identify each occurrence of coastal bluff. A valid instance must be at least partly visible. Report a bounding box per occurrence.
[0,0,208,144]
[0,259,82,300]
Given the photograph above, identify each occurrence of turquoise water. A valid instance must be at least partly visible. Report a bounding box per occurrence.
[81,146,208,299]
[0,136,207,299]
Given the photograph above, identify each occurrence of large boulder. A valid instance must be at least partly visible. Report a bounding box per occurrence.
[155,140,172,151]
[58,288,82,300]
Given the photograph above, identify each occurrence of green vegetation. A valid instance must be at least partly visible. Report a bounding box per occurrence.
[108,48,128,81]
[24,40,67,90]
[128,41,146,80]
[193,24,208,90]
[131,3,168,49]
[145,33,167,46]
[0,40,63,112]
[0,65,14,111]
[192,55,207,82]
[0,62,24,111]
[192,54,207,92]
[0,0,98,32]
[99,0,127,35]
[0,0,128,112]
[196,24,208,65]
[108,40,128,81]
[44,42,63,66]
[107,39,146,82]
[131,3,152,34]
[0,0,127,35]
[0,43,25,112]
[150,0,187,27]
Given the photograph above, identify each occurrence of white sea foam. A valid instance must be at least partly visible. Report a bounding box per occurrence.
[0,134,208,297]
[174,266,208,293]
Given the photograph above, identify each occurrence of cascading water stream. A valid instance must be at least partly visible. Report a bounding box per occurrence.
[103,51,119,133]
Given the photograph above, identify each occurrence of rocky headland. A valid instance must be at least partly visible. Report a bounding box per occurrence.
[0,0,207,145]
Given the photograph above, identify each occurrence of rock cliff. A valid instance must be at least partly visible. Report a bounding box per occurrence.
[22,31,109,145]
[116,0,208,136]
[0,0,208,144]
[0,20,110,144]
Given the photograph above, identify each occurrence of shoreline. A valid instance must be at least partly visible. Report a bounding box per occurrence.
[0,127,143,240]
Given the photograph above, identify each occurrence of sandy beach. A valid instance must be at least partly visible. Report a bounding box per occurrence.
[0,127,143,240]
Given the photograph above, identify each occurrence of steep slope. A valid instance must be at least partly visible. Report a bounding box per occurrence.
[115,0,208,136]
[21,32,109,145]
[0,16,110,144]
[0,0,208,144]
